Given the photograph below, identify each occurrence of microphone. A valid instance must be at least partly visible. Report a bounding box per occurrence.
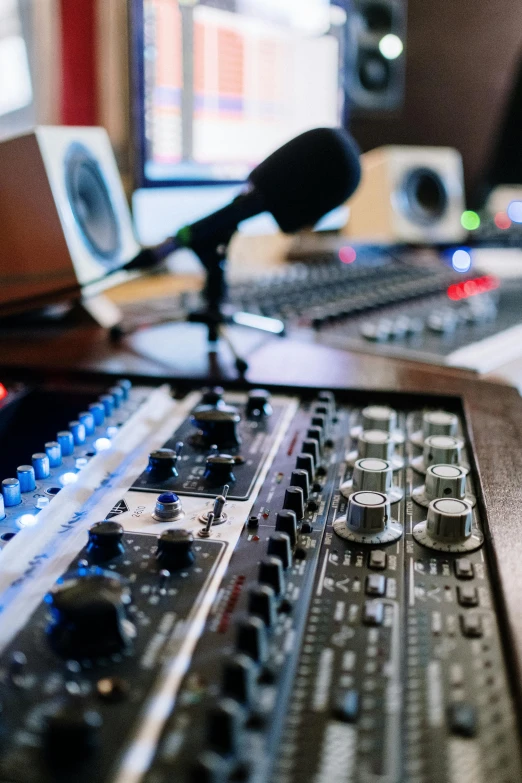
[124,127,361,271]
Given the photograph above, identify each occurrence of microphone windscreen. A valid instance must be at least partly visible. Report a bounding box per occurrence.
[248,127,361,234]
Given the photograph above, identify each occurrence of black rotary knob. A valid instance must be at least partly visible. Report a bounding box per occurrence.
[295,452,315,481]
[156,529,195,570]
[313,404,329,417]
[206,697,246,756]
[222,653,258,705]
[307,426,323,451]
[46,570,134,658]
[86,521,125,562]
[248,584,277,627]
[44,700,103,762]
[236,615,267,662]
[147,448,180,479]
[246,389,272,418]
[267,532,293,569]
[201,386,225,406]
[302,438,320,467]
[258,556,285,596]
[275,510,298,547]
[311,414,327,431]
[318,390,335,408]
[191,405,241,449]
[204,453,236,484]
[283,486,305,520]
[290,469,309,500]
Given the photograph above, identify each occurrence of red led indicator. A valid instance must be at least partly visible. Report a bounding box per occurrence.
[0,384,7,401]
[338,246,357,264]
[494,212,511,230]
[447,275,499,301]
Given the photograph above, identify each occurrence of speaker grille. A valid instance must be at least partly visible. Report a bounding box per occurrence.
[64,143,121,261]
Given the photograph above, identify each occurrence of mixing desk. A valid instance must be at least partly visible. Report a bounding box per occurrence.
[0,377,519,783]
[120,248,522,374]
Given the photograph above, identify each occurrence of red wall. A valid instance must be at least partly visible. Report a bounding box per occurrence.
[60,0,98,125]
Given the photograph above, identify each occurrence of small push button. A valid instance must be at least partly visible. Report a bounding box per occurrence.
[457,585,479,607]
[454,558,474,579]
[460,613,483,638]
[363,601,384,626]
[368,550,387,570]
[365,574,386,596]
[447,703,477,737]
[332,689,359,723]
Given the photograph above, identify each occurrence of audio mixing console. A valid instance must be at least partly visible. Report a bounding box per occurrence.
[120,247,522,374]
[0,379,519,783]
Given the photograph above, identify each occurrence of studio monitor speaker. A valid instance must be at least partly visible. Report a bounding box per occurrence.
[0,126,139,315]
[344,145,466,243]
[344,0,406,113]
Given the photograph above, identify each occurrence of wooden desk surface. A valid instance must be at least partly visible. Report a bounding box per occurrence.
[0,266,518,390]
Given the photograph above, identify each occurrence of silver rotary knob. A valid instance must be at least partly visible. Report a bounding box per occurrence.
[350,405,404,443]
[411,435,464,474]
[333,490,402,544]
[412,464,476,508]
[413,497,483,552]
[340,458,403,504]
[362,405,397,433]
[410,410,458,447]
[348,430,404,470]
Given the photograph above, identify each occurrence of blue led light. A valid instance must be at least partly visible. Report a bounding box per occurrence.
[451,248,472,273]
[94,437,111,452]
[507,200,522,224]
[60,472,78,486]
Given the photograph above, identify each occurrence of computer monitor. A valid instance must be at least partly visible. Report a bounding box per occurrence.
[130,0,346,242]
[0,0,34,140]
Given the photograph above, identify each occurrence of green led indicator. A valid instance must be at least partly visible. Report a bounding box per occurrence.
[461,211,480,231]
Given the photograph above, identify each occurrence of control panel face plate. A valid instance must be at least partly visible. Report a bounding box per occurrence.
[0,381,519,783]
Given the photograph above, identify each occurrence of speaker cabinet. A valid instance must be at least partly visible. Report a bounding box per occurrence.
[344,0,406,114]
[344,145,466,243]
[0,126,139,315]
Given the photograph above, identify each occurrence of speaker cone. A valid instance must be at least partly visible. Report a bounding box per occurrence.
[400,167,449,225]
[64,143,121,261]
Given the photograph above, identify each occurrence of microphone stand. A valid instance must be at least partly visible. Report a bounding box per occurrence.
[186,225,250,374]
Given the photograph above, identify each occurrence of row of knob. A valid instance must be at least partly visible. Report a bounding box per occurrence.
[337,405,482,552]
[0,380,133,518]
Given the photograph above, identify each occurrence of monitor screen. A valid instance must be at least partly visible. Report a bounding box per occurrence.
[132,0,342,187]
[0,0,34,139]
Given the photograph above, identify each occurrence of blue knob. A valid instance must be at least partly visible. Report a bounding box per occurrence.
[2,478,21,506]
[109,386,124,409]
[0,494,4,519]
[99,394,114,417]
[68,421,86,446]
[117,379,132,400]
[57,431,74,457]
[32,453,50,480]
[45,441,62,468]
[78,411,95,436]
[17,465,36,493]
[88,402,105,426]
